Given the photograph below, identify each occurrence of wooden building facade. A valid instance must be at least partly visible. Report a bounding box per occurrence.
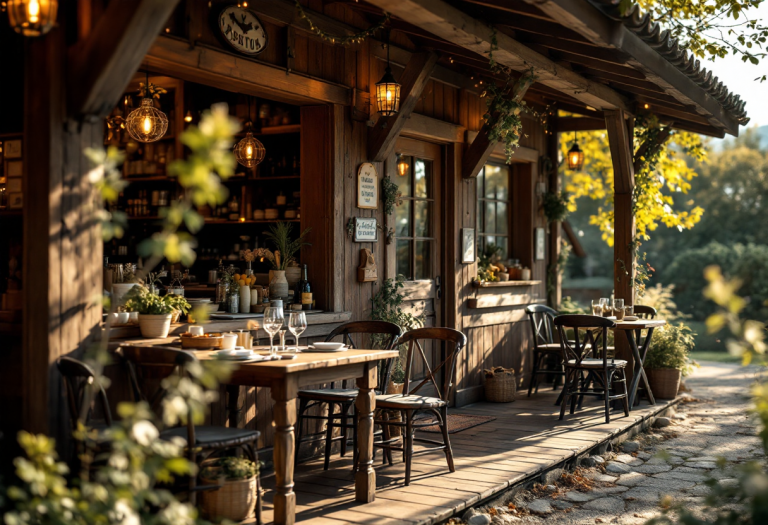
[0,0,746,466]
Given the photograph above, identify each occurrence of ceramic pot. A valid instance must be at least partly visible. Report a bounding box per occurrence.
[269,270,289,300]
[285,266,301,288]
[239,285,251,313]
[138,314,173,338]
[200,476,258,521]
[112,283,139,307]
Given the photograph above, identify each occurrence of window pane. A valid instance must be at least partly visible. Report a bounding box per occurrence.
[476,167,484,198]
[396,239,412,280]
[485,164,501,199]
[414,158,431,198]
[415,240,432,280]
[495,165,510,200]
[395,200,411,237]
[476,200,483,233]
[414,201,431,237]
[394,155,411,196]
[485,201,496,234]
[496,202,508,234]
[496,237,509,260]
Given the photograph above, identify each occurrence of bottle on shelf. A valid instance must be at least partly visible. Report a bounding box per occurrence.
[297,264,312,311]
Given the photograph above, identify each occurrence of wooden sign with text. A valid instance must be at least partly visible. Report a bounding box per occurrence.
[357,162,378,209]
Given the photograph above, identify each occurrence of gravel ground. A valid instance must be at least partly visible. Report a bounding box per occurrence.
[454,362,765,525]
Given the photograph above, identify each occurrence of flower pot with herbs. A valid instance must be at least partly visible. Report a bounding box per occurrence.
[643,322,696,399]
[123,286,190,339]
[263,222,311,301]
[200,457,261,521]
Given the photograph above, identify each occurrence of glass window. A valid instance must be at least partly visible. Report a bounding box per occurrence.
[395,154,434,280]
[477,163,512,260]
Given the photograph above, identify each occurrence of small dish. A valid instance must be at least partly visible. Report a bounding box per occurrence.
[311,342,346,351]
[624,315,639,321]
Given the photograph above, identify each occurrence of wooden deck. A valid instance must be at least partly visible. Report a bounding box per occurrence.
[255,389,677,524]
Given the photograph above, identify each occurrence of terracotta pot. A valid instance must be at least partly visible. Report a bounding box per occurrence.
[200,476,258,521]
[269,270,289,300]
[138,314,173,338]
[645,368,681,400]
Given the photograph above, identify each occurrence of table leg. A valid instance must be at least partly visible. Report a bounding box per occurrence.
[636,327,656,406]
[355,363,376,503]
[226,384,244,428]
[625,328,656,407]
[271,378,298,525]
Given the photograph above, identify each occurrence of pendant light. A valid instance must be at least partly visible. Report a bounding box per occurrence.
[396,153,409,177]
[234,97,266,168]
[126,71,168,143]
[7,0,58,37]
[567,133,584,171]
[375,29,401,116]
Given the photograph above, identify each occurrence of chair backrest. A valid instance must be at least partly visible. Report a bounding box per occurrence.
[553,315,616,367]
[57,356,113,431]
[325,320,402,389]
[117,345,196,409]
[525,304,558,349]
[634,305,657,319]
[398,327,467,401]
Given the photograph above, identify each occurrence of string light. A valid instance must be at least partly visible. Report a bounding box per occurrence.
[294,0,389,46]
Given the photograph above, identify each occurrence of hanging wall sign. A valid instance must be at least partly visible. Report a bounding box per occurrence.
[357,162,378,209]
[535,227,546,260]
[215,5,268,56]
[353,217,378,242]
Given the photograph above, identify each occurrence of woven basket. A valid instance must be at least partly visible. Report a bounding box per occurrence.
[200,476,257,521]
[645,368,681,400]
[484,367,516,403]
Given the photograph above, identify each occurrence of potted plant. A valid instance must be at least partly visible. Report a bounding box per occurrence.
[165,293,191,324]
[111,263,141,307]
[200,457,260,521]
[643,322,696,399]
[123,286,190,339]
[263,222,311,300]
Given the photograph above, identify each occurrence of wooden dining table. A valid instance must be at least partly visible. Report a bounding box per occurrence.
[115,342,398,525]
[611,319,666,408]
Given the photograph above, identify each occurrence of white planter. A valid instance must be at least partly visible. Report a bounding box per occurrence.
[112,283,139,308]
[239,285,251,313]
[138,314,173,338]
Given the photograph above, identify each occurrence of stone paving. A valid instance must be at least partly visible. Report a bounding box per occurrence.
[454,362,765,525]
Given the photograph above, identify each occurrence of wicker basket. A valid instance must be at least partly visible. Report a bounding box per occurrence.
[645,368,681,400]
[200,476,258,521]
[484,367,516,403]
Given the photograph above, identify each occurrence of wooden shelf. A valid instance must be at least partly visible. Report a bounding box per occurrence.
[204,218,300,224]
[224,175,300,182]
[0,209,22,217]
[124,175,173,182]
[258,124,301,135]
[472,280,540,288]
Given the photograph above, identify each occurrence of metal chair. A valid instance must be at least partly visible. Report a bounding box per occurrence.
[634,305,657,319]
[118,345,261,521]
[294,321,401,470]
[373,327,467,486]
[554,315,629,424]
[525,305,566,397]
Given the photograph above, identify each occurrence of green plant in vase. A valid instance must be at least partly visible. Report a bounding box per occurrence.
[264,222,311,300]
[123,285,190,338]
[644,322,697,399]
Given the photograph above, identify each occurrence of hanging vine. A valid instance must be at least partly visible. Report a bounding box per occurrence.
[294,0,390,45]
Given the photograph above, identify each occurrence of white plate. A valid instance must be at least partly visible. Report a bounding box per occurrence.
[305,345,348,352]
[213,348,254,360]
[624,316,639,321]
[311,342,346,351]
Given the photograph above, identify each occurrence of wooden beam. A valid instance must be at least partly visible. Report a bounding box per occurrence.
[365,0,630,111]
[462,74,534,178]
[556,117,605,132]
[402,113,465,143]
[368,51,440,161]
[604,109,634,195]
[562,221,587,258]
[68,0,181,118]
[520,0,740,136]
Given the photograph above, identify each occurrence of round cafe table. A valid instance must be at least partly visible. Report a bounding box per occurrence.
[612,318,666,408]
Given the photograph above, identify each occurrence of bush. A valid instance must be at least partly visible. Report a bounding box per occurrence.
[663,242,768,321]
[644,322,697,375]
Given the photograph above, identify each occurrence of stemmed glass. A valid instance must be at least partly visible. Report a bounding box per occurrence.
[599,298,611,317]
[288,312,307,351]
[263,306,284,356]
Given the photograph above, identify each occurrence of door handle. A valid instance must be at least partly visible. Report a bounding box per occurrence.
[435,275,442,300]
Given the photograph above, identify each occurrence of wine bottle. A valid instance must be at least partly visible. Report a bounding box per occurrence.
[297,264,312,311]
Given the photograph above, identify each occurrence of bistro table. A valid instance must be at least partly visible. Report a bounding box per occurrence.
[612,319,666,408]
[114,342,398,525]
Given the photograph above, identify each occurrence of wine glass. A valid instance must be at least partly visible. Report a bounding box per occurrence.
[263,306,284,356]
[591,299,602,316]
[288,312,307,350]
[599,298,611,317]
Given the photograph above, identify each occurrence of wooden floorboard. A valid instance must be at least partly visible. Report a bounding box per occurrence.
[251,389,676,524]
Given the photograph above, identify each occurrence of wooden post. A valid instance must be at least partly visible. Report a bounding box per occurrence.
[547,113,561,308]
[271,377,298,525]
[355,363,377,502]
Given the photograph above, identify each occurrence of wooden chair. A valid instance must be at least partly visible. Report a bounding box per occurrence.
[525,305,566,397]
[373,327,467,486]
[294,321,401,470]
[554,315,629,424]
[118,345,261,520]
[634,305,657,319]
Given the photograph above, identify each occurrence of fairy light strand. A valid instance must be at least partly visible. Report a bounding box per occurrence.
[294,0,389,45]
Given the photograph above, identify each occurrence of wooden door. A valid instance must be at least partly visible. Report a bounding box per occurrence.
[387,137,443,397]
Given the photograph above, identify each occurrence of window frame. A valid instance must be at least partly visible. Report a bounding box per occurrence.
[395,154,436,281]
[476,162,513,261]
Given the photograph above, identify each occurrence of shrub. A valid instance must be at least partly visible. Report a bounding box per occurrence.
[644,322,697,375]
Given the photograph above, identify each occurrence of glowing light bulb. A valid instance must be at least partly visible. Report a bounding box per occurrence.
[184,110,193,123]
[386,88,393,101]
[28,0,40,23]
[246,144,253,158]
[143,116,153,134]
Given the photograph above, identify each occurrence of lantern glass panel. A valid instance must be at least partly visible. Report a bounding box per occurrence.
[8,0,58,37]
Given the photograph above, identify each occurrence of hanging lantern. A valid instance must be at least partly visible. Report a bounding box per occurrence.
[396,153,409,177]
[125,72,168,143]
[7,0,58,37]
[375,29,401,116]
[184,110,193,123]
[567,137,584,171]
[234,97,265,168]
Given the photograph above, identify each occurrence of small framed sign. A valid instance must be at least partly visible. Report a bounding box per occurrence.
[7,160,22,177]
[357,162,378,209]
[213,4,268,56]
[535,227,546,261]
[4,139,21,159]
[461,228,476,263]
[9,192,22,209]
[353,217,378,242]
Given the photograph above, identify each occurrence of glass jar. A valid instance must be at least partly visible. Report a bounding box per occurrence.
[215,281,229,305]
[227,293,239,313]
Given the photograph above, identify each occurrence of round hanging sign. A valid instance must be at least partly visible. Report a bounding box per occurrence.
[216,5,268,56]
